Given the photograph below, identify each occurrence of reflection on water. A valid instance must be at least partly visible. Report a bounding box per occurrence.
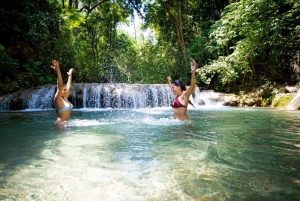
[0,107,300,200]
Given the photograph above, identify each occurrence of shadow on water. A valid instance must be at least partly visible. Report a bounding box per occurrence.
[0,107,300,200]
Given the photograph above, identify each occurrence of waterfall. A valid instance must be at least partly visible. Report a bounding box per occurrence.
[194,90,224,106]
[0,85,55,111]
[286,93,300,110]
[80,84,173,109]
[26,86,56,109]
[0,84,224,111]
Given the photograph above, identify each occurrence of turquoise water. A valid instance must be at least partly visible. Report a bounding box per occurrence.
[0,107,300,200]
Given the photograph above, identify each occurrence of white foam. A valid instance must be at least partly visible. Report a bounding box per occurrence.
[68,119,113,127]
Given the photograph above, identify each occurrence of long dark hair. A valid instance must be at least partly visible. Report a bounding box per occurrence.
[173,79,195,107]
[173,79,186,91]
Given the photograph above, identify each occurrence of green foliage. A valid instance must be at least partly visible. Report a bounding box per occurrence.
[113,33,138,83]
[200,0,300,89]
[143,0,230,86]
[133,40,176,84]
[0,0,71,94]
[271,94,293,108]
[0,51,19,94]
[0,0,299,96]
[62,8,85,29]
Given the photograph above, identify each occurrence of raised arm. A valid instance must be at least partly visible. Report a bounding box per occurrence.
[50,60,64,99]
[65,68,73,98]
[167,76,172,90]
[185,60,197,96]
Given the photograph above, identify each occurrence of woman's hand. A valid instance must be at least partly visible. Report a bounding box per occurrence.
[191,59,197,72]
[167,76,172,83]
[67,68,73,76]
[50,60,60,71]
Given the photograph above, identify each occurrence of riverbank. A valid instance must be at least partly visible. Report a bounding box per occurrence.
[217,83,300,109]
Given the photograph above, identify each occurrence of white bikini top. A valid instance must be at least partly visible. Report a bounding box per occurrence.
[56,97,73,113]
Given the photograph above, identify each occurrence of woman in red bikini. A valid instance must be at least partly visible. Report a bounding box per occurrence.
[168,60,197,120]
[50,60,73,122]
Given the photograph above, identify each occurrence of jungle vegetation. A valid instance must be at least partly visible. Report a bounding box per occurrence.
[0,0,299,95]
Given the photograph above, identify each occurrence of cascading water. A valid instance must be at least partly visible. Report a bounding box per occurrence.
[80,84,174,109]
[286,93,300,110]
[0,85,56,111]
[26,86,56,109]
[0,84,224,111]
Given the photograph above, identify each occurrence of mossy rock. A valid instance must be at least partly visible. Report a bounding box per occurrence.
[271,94,294,108]
[261,98,271,107]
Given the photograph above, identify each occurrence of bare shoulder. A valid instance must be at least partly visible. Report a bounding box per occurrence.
[182,91,191,100]
[184,86,194,96]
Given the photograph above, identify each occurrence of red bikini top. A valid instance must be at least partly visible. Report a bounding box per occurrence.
[171,97,187,108]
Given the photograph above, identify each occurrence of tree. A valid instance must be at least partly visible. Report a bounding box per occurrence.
[198,0,300,92]
[0,0,73,94]
[143,0,230,85]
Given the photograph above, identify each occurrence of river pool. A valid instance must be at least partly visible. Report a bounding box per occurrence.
[0,106,299,200]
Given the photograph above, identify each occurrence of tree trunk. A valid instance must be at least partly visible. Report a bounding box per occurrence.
[176,0,188,83]
[75,0,78,9]
[68,0,73,8]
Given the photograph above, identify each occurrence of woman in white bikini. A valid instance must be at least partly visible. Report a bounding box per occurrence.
[167,59,197,121]
[50,60,73,122]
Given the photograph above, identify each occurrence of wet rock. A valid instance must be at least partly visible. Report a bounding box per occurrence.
[197,99,205,106]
